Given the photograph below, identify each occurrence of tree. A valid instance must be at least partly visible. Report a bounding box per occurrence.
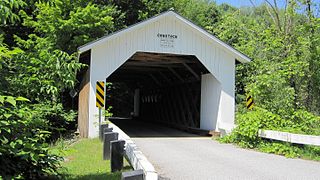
[213,0,320,116]
[0,0,25,24]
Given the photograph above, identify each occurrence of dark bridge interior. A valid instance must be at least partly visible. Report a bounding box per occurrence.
[106,52,209,129]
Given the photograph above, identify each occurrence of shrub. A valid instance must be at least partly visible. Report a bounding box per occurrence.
[32,102,77,141]
[289,110,320,135]
[220,106,320,159]
[222,107,290,148]
[0,96,63,179]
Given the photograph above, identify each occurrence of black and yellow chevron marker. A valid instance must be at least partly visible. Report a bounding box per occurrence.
[96,81,105,108]
[246,95,254,110]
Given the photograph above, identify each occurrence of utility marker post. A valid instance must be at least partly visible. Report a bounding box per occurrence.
[96,81,105,139]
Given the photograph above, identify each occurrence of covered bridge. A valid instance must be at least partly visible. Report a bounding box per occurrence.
[77,10,250,138]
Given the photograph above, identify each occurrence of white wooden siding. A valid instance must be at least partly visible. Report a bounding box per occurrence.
[86,12,239,137]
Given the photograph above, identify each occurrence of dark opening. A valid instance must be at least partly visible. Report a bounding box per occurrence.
[106,52,209,129]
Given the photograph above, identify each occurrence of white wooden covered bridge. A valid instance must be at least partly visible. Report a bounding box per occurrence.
[77,10,250,138]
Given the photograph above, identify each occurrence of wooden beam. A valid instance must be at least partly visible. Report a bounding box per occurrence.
[149,74,161,86]
[158,71,171,83]
[168,67,184,82]
[120,66,165,72]
[124,61,181,67]
[182,63,200,80]
[131,52,196,63]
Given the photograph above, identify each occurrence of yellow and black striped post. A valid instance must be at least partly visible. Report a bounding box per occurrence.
[96,81,105,108]
[246,95,254,110]
[96,81,105,139]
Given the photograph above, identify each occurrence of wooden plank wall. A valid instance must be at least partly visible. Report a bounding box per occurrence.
[140,82,200,129]
[78,69,90,137]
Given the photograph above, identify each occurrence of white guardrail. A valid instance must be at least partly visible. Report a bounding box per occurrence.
[258,129,320,146]
[109,123,158,180]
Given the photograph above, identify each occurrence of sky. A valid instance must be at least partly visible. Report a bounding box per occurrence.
[215,0,286,8]
[214,0,319,17]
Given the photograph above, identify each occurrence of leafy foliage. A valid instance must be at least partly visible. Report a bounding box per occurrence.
[215,1,320,159]
[220,106,320,158]
[1,0,320,177]
[141,0,220,28]
[213,1,320,117]
[1,35,83,101]
[20,1,124,53]
[0,96,62,179]
[0,0,26,24]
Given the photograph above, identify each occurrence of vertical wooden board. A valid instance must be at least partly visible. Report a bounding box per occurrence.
[117,37,121,63]
[187,84,200,127]
[144,23,150,52]
[154,20,160,51]
[168,16,176,54]
[174,19,181,54]
[216,46,221,81]
[135,28,142,51]
[78,70,90,137]
[139,28,145,52]
[135,29,144,51]
[181,86,196,127]
[105,42,111,76]
[106,39,124,79]
[125,32,130,56]
[151,22,157,52]
[212,45,218,76]
[180,21,187,54]
[165,90,175,125]
[158,17,165,53]
[158,17,167,53]
[174,87,188,127]
[187,27,192,54]
[170,89,181,125]
[165,16,172,53]
[205,41,211,69]
[119,35,126,62]
[191,30,196,55]
[194,30,200,56]
[162,91,171,124]
[105,40,113,77]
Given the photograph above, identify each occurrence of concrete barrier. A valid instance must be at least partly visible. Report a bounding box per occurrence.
[258,129,320,146]
[122,169,144,180]
[109,122,158,180]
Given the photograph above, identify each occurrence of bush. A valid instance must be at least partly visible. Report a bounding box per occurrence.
[220,106,320,159]
[0,96,68,179]
[32,102,77,141]
[289,110,320,135]
[222,107,290,148]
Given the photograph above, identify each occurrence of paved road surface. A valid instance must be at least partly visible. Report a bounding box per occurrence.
[111,119,320,180]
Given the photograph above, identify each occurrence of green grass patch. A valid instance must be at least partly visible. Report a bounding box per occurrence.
[51,138,131,179]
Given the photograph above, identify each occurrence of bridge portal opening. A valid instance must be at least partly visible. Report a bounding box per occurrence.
[106,52,209,129]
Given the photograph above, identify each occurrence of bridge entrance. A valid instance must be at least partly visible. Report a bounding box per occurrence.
[106,52,209,129]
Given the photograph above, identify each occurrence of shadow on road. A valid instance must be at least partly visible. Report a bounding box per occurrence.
[109,118,202,138]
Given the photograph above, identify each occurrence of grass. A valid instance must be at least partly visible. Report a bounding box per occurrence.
[51,138,131,179]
